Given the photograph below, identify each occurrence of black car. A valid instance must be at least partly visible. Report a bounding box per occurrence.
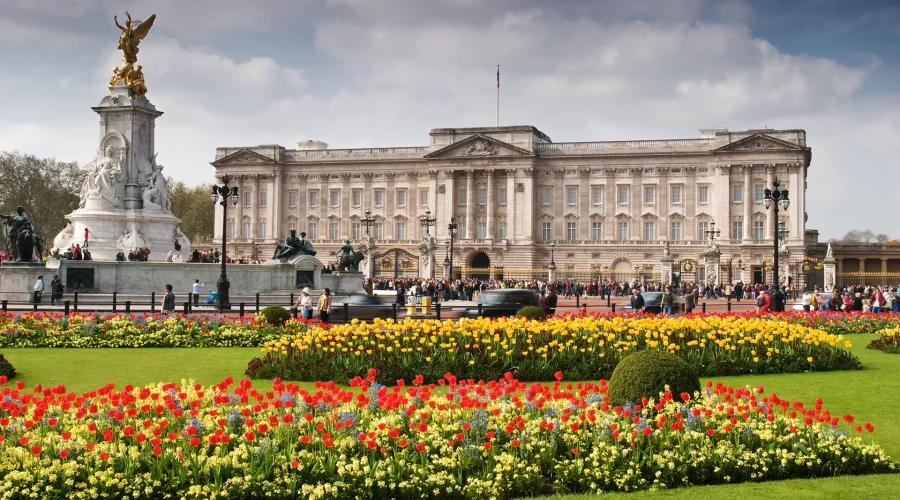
[461,289,539,318]
[622,292,681,314]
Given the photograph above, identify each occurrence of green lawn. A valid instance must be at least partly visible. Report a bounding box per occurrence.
[1,334,898,499]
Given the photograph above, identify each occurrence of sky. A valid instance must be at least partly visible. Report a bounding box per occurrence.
[0,0,898,239]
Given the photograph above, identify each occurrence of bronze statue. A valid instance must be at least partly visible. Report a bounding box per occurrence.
[272,229,317,261]
[110,12,156,97]
[1,206,44,262]
[334,239,364,272]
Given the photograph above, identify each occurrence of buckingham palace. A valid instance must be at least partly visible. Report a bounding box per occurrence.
[211,125,811,284]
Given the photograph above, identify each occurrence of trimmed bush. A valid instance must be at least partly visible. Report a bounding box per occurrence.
[608,350,700,405]
[0,353,16,379]
[259,306,291,326]
[516,306,547,320]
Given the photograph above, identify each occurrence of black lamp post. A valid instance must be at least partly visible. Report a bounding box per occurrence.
[704,220,721,245]
[447,217,458,280]
[443,240,450,280]
[361,209,376,236]
[763,178,790,311]
[419,208,436,236]
[210,178,239,311]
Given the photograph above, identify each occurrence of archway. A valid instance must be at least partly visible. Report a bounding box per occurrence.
[470,252,491,280]
[612,260,634,283]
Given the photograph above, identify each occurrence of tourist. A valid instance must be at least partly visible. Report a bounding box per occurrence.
[756,289,771,313]
[32,275,44,304]
[296,287,313,319]
[50,275,64,305]
[684,287,696,314]
[317,288,332,323]
[83,227,89,248]
[629,289,645,313]
[661,286,675,316]
[801,290,811,312]
[191,279,205,307]
[162,284,175,314]
[851,293,864,312]
[538,292,549,316]
[869,288,885,314]
[547,287,558,316]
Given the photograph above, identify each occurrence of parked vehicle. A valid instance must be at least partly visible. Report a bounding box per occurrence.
[461,289,539,318]
[622,292,681,314]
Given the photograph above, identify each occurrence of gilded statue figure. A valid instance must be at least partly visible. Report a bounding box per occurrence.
[109,12,156,96]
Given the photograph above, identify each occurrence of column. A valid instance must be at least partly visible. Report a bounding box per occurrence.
[859,258,866,273]
[465,170,475,239]
[385,173,396,238]
[631,170,641,240]
[882,258,888,275]
[837,258,843,274]
[506,171,516,239]
[214,176,224,243]
[341,173,351,239]
[605,171,615,240]
[250,175,259,241]
[267,174,277,240]
[658,169,668,240]
[409,172,419,240]
[579,169,590,240]
[765,165,775,240]
[234,176,244,239]
[521,169,534,242]
[486,170,495,240]
[743,165,752,240]
[789,164,801,242]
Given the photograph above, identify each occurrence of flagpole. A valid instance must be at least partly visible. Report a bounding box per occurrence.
[495,64,499,127]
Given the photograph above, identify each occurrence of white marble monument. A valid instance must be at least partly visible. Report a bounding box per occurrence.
[52,82,191,262]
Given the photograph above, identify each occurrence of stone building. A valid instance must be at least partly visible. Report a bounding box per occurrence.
[211,125,811,283]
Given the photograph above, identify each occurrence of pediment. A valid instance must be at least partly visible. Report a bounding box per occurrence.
[424,134,534,159]
[669,211,685,219]
[641,212,658,219]
[696,211,712,218]
[615,212,632,219]
[211,149,276,166]
[563,212,579,220]
[588,212,605,220]
[715,134,806,153]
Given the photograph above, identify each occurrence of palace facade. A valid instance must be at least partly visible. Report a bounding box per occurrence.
[211,125,811,283]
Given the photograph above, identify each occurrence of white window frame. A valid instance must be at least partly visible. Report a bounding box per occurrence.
[566,221,577,240]
[397,189,407,207]
[566,187,577,205]
[330,190,340,208]
[643,221,654,241]
[670,185,682,204]
[697,185,709,204]
[591,222,602,241]
[617,222,628,241]
[732,184,743,203]
[541,222,551,240]
[308,190,319,208]
[288,191,297,208]
[329,222,339,240]
[542,187,552,205]
[396,222,406,240]
[352,190,361,208]
[374,189,384,207]
[498,187,507,205]
[670,221,681,241]
[308,222,317,240]
[592,186,603,205]
[644,186,655,204]
[617,186,629,205]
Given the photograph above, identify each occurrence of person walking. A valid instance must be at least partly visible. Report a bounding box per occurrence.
[296,287,313,319]
[684,287,696,315]
[629,288,645,313]
[50,275,64,305]
[757,289,771,313]
[546,287,558,316]
[33,275,45,304]
[317,288,332,323]
[83,227,90,248]
[191,279,205,307]
[661,286,675,316]
[161,284,175,314]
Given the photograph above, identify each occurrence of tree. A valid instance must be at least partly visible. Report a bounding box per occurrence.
[169,180,215,245]
[876,233,890,243]
[838,229,890,244]
[0,151,87,252]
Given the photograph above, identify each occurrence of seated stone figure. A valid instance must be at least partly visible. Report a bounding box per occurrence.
[272,230,316,261]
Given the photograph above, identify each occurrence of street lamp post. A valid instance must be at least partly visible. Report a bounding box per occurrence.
[548,241,557,282]
[763,178,790,311]
[704,220,721,245]
[419,208,436,236]
[209,178,239,311]
[361,209,376,236]
[447,217,458,280]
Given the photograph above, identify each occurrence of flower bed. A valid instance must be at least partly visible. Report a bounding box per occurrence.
[247,315,861,383]
[0,312,307,348]
[867,328,900,354]
[774,311,900,336]
[0,372,892,499]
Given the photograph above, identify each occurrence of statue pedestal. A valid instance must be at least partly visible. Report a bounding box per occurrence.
[57,207,191,262]
[320,271,365,295]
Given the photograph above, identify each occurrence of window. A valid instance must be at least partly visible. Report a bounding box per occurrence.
[753,220,764,240]
[288,191,297,208]
[644,186,655,204]
[458,187,467,205]
[258,222,266,239]
[498,187,507,205]
[567,187,577,205]
[419,189,428,206]
[498,221,507,239]
[670,221,682,241]
[698,185,709,204]
[228,221,236,239]
[566,222,577,240]
[732,184,743,203]
[374,222,383,240]
[732,267,741,282]
[476,187,486,205]
[542,187,552,205]
[330,190,340,207]
[242,222,250,239]
[591,222,602,241]
[671,185,682,204]
[243,192,251,207]
[541,222,551,240]
[643,221,654,241]
[259,191,267,207]
[732,221,743,240]
[374,189,384,207]
[329,223,339,240]
[308,223,317,240]
[288,222,296,232]
[308,190,319,208]
[351,222,360,240]
[617,186,629,204]
[397,189,407,207]
[617,222,628,241]
[396,222,406,240]
[352,190,361,207]
[477,222,486,239]
[592,186,603,204]
[754,184,764,202]
[458,222,466,239]
[698,221,709,240]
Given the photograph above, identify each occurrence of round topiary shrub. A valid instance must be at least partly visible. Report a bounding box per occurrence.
[608,350,700,405]
[260,306,291,326]
[516,306,547,320]
[0,353,16,380]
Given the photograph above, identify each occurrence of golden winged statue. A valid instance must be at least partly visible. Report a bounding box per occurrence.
[109,12,156,97]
